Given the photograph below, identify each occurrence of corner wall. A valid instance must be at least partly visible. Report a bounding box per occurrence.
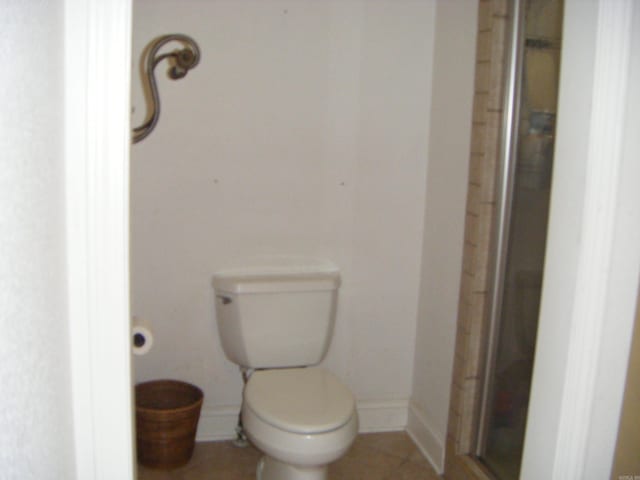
[408,0,478,472]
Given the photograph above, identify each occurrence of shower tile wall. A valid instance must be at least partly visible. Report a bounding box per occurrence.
[445,0,510,478]
[444,0,563,478]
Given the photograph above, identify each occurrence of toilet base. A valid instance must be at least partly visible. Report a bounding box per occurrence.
[256,455,328,480]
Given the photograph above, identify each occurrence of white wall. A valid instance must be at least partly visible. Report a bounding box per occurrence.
[131,0,436,437]
[408,0,477,471]
[0,1,75,478]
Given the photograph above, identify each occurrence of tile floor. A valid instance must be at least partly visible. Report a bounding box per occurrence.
[138,431,442,480]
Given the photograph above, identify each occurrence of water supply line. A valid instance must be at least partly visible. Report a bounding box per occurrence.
[234,367,253,448]
[132,34,201,144]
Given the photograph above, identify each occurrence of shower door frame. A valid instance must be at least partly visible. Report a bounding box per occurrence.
[444,0,640,479]
[474,0,525,458]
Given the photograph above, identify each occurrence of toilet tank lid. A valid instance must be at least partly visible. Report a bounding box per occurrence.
[212,257,341,294]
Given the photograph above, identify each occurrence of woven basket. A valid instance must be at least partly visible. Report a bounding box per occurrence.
[135,380,204,469]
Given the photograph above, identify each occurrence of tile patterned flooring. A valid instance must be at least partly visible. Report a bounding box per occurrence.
[138,431,442,480]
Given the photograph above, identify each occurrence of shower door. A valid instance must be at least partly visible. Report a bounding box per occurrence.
[477,0,563,478]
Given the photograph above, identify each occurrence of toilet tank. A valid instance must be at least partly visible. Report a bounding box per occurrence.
[212,259,341,369]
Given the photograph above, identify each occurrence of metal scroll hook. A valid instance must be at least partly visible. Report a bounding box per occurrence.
[132,34,201,144]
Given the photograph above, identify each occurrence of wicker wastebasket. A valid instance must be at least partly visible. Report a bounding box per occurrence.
[135,380,204,469]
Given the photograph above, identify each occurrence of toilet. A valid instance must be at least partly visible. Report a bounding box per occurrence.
[212,259,358,480]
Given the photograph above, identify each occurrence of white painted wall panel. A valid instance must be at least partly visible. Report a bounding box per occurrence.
[0,1,75,478]
[130,0,435,430]
[409,0,477,471]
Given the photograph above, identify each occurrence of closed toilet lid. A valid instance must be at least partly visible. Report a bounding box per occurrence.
[244,367,355,434]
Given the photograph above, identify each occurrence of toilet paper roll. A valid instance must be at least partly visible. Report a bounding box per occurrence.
[132,322,154,356]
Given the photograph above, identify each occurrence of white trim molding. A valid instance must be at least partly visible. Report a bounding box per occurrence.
[196,406,241,442]
[196,399,410,442]
[356,399,409,433]
[65,0,134,478]
[552,1,634,477]
[406,401,444,474]
[522,0,640,478]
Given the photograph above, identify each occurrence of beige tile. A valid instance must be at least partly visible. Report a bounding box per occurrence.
[476,31,492,63]
[457,384,478,454]
[470,123,486,156]
[472,93,488,124]
[357,431,419,460]
[453,349,466,385]
[481,112,502,184]
[330,448,400,480]
[477,2,492,33]
[449,382,463,422]
[447,406,461,439]
[138,441,261,480]
[491,0,509,18]
[464,212,480,246]
[387,459,442,480]
[444,454,476,480]
[459,272,474,307]
[488,20,508,111]
[332,432,440,480]
[474,62,491,94]
[138,432,441,480]
[462,239,476,277]
[457,300,471,336]
[468,153,485,187]
[467,182,482,210]
[466,192,481,218]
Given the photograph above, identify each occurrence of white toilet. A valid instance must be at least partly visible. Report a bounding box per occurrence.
[212,259,358,480]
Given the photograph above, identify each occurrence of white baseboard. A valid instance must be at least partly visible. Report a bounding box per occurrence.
[196,406,240,442]
[195,399,410,441]
[406,401,444,474]
[196,400,444,474]
[356,399,409,433]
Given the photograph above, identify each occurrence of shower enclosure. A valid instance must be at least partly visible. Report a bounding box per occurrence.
[476,0,563,478]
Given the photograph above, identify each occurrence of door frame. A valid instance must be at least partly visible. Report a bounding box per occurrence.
[522,0,640,478]
[65,0,135,478]
[66,0,639,478]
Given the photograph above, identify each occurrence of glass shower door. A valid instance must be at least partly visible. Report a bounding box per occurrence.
[477,0,563,478]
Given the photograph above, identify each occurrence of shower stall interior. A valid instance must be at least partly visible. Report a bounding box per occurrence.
[476,0,563,478]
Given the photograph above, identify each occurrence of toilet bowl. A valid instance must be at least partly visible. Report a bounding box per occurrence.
[241,367,358,480]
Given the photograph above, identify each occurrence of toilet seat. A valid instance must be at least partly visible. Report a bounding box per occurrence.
[244,367,355,434]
